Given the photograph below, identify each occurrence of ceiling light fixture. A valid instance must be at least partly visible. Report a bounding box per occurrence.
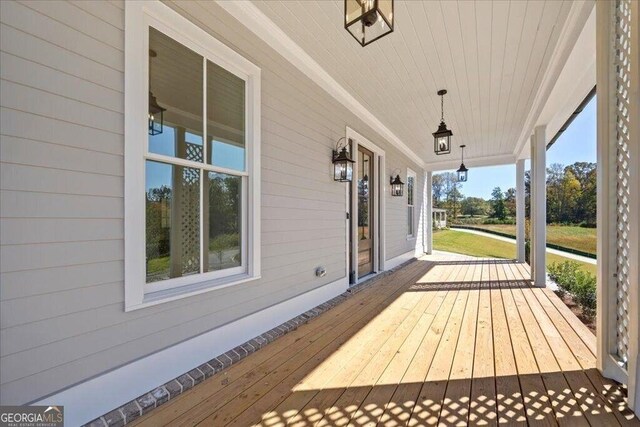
[457,145,468,182]
[344,0,394,47]
[433,89,453,155]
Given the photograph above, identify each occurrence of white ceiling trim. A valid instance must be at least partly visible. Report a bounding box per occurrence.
[512,0,595,159]
[215,0,426,168]
[425,153,516,173]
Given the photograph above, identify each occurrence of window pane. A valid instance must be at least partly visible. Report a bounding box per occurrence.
[407,176,414,205]
[146,160,200,283]
[408,207,414,236]
[205,172,242,272]
[148,27,203,161]
[207,61,245,171]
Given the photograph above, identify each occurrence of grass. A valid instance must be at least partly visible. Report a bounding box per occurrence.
[147,255,170,280]
[454,223,596,255]
[433,229,596,275]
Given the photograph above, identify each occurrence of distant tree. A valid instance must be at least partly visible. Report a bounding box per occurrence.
[546,163,566,223]
[433,172,463,218]
[440,172,463,219]
[490,187,507,220]
[432,174,445,207]
[578,168,597,225]
[447,186,463,219]
[566,162,596,224]
[558,170,581,223]
[565,162,596,187]
[461,197,488,217]
[504,187,516,218]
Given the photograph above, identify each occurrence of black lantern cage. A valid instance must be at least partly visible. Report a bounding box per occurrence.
[457,145,468,182]
[148,91,166,136]
[345,0,394,47]
[332,138,355,182]
[433,89,452,155]
[390,173,404,197]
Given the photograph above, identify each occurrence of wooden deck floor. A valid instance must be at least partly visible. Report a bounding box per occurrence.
[133,258,639,426]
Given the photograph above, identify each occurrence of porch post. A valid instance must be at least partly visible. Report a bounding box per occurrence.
[595,0,638,394]
[516,159,526,263]
[627,0,640,412]
[425,171,433,254]
[531,125,546,287]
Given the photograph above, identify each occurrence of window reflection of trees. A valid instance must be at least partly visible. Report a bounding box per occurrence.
[207,173,241,271]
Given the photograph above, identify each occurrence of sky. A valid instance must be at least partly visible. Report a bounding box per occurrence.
[439,96,597,199]
[146,126,245,191]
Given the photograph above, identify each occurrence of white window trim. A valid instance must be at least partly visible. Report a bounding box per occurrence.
[407,168,417,239]
[124,1,261,311]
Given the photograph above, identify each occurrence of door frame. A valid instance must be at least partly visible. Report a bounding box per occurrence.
[345,126,386,284]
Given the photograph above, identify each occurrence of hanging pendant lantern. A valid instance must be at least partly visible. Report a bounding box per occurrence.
[332,138,355,182]
[457,144,468,182]
[433,89,453,155]
[148,91,166,136]
[148,49,166,136]
[345,0,394,47]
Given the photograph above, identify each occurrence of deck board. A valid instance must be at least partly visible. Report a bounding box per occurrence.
[131,258,638,427]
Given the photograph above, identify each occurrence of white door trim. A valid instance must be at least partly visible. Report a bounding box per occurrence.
[346,126,386,284]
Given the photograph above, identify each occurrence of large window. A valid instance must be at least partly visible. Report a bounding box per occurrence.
[407,169,416,238]
[125,2,261,310]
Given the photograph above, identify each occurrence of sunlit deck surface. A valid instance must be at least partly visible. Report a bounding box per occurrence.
[133,257,639,426]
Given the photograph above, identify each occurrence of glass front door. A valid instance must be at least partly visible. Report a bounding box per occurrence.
[357,146,374,277]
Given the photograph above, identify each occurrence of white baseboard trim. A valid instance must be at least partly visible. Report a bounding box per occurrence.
[35,277,348,426]
[385,250,417,271]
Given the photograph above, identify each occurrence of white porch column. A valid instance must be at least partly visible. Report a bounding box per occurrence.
[531,126,546,287]
[595,0,639,401]
[425,171,433,254]
[628,0,640,413]
[516,159,526,263]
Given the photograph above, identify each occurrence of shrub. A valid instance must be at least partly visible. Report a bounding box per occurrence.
[483,217,516,225]
[450,216,486,225]
[579,222,597,228]
[548,261,596,319]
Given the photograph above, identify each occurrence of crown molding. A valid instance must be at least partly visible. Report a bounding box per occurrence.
[215,0,426,168]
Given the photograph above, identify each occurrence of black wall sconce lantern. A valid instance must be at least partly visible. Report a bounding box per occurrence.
[345,0,394,47]
[457,144,468,182]
[433,89,452,155]
[332,137,355,182]
[390,169,404,196]
[148,49,166,136]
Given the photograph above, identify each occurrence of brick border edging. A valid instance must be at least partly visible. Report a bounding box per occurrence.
[84,258,416,427]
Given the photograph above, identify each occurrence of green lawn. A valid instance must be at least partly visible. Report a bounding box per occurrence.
[455,223,596,256]
[433,229,596,275]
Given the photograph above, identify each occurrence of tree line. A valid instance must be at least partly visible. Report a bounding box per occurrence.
[432,161,596,225]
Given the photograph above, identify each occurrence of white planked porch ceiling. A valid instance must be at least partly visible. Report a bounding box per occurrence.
[247,0,594,169]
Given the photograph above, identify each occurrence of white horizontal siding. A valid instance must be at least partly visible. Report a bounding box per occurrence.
[1,136,123,176]
[0,108,124,155]
[0,261,124,300]
[0,24,123,91]
[0,1,123,70]
[0,0,425,406]
[0,190,123,219]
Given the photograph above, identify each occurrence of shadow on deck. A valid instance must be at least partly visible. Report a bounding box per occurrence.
[131,258,638,426]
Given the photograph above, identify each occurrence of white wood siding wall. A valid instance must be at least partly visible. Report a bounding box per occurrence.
[0,0,424,405]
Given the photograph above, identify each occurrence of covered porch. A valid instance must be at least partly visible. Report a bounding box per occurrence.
[131,256,636,426]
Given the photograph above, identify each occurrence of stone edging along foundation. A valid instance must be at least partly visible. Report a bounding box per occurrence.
[84,258,416,427]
